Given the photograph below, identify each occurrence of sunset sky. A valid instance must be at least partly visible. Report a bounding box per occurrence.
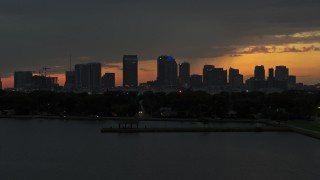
[1,0,320,88]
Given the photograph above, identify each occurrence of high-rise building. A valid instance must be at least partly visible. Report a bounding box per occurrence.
[101,73,115,90]
[275,66,289,80]
[64,71,75,91]
[75,64,88,90]
[203,65,227,88]
[229,67,243,88]
[229,67,239,84]
[267,68,275,88]
[254,65,265,80]
[87,62,101,91]
[190,74,203,88]
[32,75,59,90]
[14,71,33,90]
[123,55,138,87]
[268,68,274,80]
[157,56,178,88]
[179,62,190,88]
[203,65,215,87]
[74,62,101,91]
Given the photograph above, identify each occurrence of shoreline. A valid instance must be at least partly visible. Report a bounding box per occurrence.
[0,115,261,123]
[2,115,320,139]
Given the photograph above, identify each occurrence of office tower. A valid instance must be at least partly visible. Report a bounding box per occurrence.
[123,55,138,87]
[229,67,239,84]
[64,71,75,91]
[268,68,274,80]
[203,65,227,88]
[267,68,275,88]
[190,74,203,88]
[75,64,88,90]
[101,73,115,90]
[275,66,289,80]
[203,65,215,87]
[87,62,101,91]
[229,67,239,86]
[74,62,101,91]
[0,76,2,90]
[232,74,244,88]
[14,71,33,89]
[179,62,190,88]
[254,65,265,80]
[229,67,243,88]
[32,75,59,90]
[157,55,178,88]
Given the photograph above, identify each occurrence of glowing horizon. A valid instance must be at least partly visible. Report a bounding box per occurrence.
[2,47,320,89]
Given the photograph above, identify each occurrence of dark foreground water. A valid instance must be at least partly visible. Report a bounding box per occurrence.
[0,119,320,180]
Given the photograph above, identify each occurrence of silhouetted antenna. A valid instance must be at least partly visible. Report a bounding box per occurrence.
[43,66,51,77]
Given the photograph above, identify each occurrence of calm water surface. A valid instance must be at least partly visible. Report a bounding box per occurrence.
[0,119,319,180]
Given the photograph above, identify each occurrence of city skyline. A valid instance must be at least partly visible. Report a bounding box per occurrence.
[8,56,302,92]
[1,1,320,88]
[1,52,320,88]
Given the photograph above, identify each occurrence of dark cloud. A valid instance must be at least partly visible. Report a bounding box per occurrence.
[239,46,271,54]
[1,0,320,76]
[283,45,320,53]
[103,64,122,70]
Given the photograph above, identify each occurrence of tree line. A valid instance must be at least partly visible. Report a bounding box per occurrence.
[0,90,319,120]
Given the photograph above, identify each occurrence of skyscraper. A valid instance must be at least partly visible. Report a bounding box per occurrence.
[157,55,178,88]
[275,66,289,80]
[87,62,101,91]
[229,67,243,88]
[101,73,115,90]
[123,55,138,87]
[203,65,215,87]
[203,65,227,88]
[267,68,275,88]
[254,65,265,80]
[268,68,274,80]
[74,62,101,92]
[75,64,89,90]
[229,67,239,84]
[179,62,190,88]
[14,71,33,90]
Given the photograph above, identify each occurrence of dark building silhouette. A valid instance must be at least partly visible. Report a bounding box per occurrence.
[87,62,101,91]
[190,74,203,88]
[268,68,274,80]
[32,75,59,90]
[0,76,2,90]
[123,55,138,87]
[229,67,243,88]
[14,71,33,90]
[275,66,289,80]
[101,73,115,90]
[75,64,88,90]
[288,75,296,88]
[203,65,215,87]
[203,65,227,88]
[64,71,75,91]
[74,62,101,91]
[157,56,178,88]
[254,65,265,80]
[179,62,190,88]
